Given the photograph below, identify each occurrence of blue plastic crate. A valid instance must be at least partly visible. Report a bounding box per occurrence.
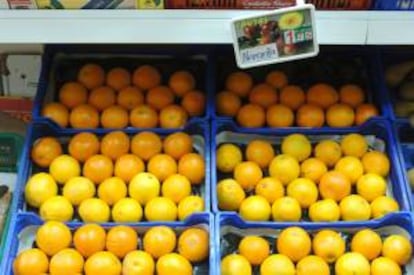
[375,0,414,10]
[0,212,215,275]
[9,119,210,223]
[214,212,414,275]
[33,45,212,130]
[212,46,391,131]
[211,118,413,221]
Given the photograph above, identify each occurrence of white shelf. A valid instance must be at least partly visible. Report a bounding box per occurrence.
[0,10,412,45]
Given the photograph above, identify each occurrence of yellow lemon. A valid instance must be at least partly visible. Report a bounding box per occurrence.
[356,173,387,202]
[271,197,302,222]
[178,195,204,221]
[286,178,318,208]
[78,198,110,223]
[25,172,58,208]
[40,195,74,222]
[370,196,399,219]
[309,199,340,222]
[269,154,300,185]
[216,144,242,173]
[239,195,271,222]
[145,197,177,221]
[63,176,95,206]
[49,154,81,184]
[340,195,371,221]
[112,198,143,223]
[129,172,160,205]
[281,134,312,162]
[98,177,127,206]
[217,179,246,211]
[255,177,284,204]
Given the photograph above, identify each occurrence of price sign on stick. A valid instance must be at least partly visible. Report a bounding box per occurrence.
[231,2,319,69]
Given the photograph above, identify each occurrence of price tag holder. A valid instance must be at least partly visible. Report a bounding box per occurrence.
[231,3,319,69]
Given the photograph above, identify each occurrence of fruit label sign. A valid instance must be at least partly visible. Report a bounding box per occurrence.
[231,4,319,69]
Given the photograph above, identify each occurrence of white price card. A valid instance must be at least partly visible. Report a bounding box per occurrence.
[231,4,319,69]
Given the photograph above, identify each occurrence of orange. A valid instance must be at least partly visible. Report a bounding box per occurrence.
[106,225,139,259]
[156,253,193,275]
[69,104,100,129]
[276,227,311,262]
[68,132,100,162]
[382,235,412,265]
[132,65,161,90]
[98,177,127,205]
[356,173,387,202]
[106,67,131,91]
[216,143,243,173]
[84,251,122,275]
[49,248,84,275]
[234,161,263,191]
[371,196,399,219]
[143,226,177,259]
[361,151,390,177]
[300,158,327,183]
[326,103,355,127]
[77,63,105,90]
[281,133,312,162]
[147,153,177,181]
[237,104,266,128]
[339,84,365,108]
[163,132,193,160]
[169,70,196,97]
[31,137,63,168]
[117,86,144,110]
[309,199,341,222]
[100,131,130,161]
[101,105,129,129]
[266,70,288,89]
[248,83,278,108]
[371,257,402,275]
[286,178,318,208]
[114,154,145,182]
[122,250,155,275]
[42,102,69,128]
[268,154,300,185]
[159,104,188,128]
[335,156,364,184]
[178,195,204,221]
[238,236,270,265]
[178,153,205,185]
[130,104,158,128]
[181,90,205,116]
[217,178,246,211]
[279,85,305,110]
[162,174,192,203]
[255,177,284,204]
[319,171,351,201]
[88,86,116,111]
[146,85,175,111]
[296,255,330,275]
[266,104,294,127]
[340,194,372,221]
[59,81,88,109]
[145,197,177,221]
[178,228,209,263]
[245,139,275,169]
[351,229,382,260]
[216,91,242,117]
[13,248,49,275]
[225,71,253,97]
[307,83,338,109]
[73,224,106,258]
[271,197,302,222]
[260,254,295,275]
[296,104,325,127]
[83,154,113,184]
[36,221,72,256]
[131,131,162,161]
[355,103,379,126]
[341,133,368,158]
[239,195,271,221]
[314,139,342,167]
[312,229,345,263]
[221,254,252,275]
[335,252,370,275]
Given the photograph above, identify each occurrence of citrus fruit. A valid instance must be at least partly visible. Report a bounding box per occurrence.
[335,156,364,184]
[382,234,412,265]
[156,253,192,275]
[114,154,145,182]
[340,195,371,221]
[100,131,130,161]
[245,139,275,169]
[84,251,122,275]
[181,90,205,116]
[132,65,161,90]
[162,174,192,203]
[169,70,195,97]
[13,248,49,275]
[335,252,370,275]
[122,250,155,275]
[326,103,355,127]
[129,104,158,128]
[129,172,160,205]
[63,176,96,206]
[143,226,177,259]
[341,133,368,158]
[248,83,278,108]
[40,195,74,222]
[234,161,263,191]
[355,103,379,126]
[178,228,209,263]
[112,197,143,222]
[83,154,114,184]
[314,140,342,167]
[147,153,177,181]
[178,195,204,221]
[49,154,81,184]
[268,154,300,185]
[370,196,399,219]
[266,70,288,89]
[266,104,294,127]
[117,86,144,110]
[309,199,340,222]
[78,198,110,223]
[296,255,330,275]
[159,104,188,128]
[239,195,271,221]
[319,171,351,201]
[36,221,72,256]
[226,71,253,97]
[106,225,139,259]
[31,137,63,168]
[279,85,305,110]
[25,172,58,208]
[339,84,365,108]
[69,104,100,129]
[300,158,327,183]
[98,176,127,206]
[146,85,175,111]
[237,104,266,128]
[163,132,193,160]
[106,67,131,91]
[42,102,69,127]
[216,143,243,173]
[217,178,246,211]
[131,131,162,161]
[77,63,105,89]
[271,197,302,222]
[178,153,205,185]
[371,257,402,275]
[286,178,318,208]
[296,103,325,127]
[307,83,338,109]
[361,151,390,177]
[49,248,84,275]
[356,173,387,202]
[221,254,252,275]
[277,227,311,262]
[255,177,284,204]
[145,197,177,221]
[281,134,311,162]
[238,236,270,265]
[73,224,106,258]
[101,105,129,129]
[312,229,345,263]
[88,86,116,111]
[68,132,100,162]
[260,254,295,275]
[351,229,382,260]
[216,91,242,117]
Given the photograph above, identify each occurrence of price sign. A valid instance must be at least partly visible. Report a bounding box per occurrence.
[231,4,319,69]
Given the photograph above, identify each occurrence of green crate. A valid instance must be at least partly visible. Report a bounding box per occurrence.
[0,133,24,172]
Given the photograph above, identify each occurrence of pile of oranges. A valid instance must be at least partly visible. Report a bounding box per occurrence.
[221,226,411,275]
[216,133,399,222]
[26,130,205,222]
[216,71,379,128]
[41,63,206,129]
[13,221,209,275]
